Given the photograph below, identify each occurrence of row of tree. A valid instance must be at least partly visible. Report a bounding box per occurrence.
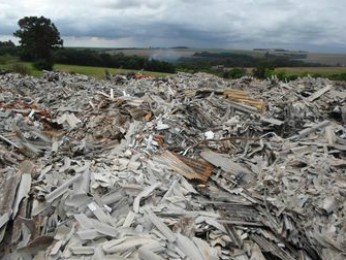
[186,51,322,68]
[2,16,175,73]
[0,40,17,56]
[53,49,175,73]
[0,40,15,48]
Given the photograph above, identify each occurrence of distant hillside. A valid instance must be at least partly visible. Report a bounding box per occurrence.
[99,47,346,67]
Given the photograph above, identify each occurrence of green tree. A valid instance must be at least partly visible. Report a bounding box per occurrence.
[0,40,17,56]
[223,68,247,79]
[253,62,275,79]
[0,40,15,48]
[13,16,63,70]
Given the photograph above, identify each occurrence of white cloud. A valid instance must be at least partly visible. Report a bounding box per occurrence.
[1,0,346,51]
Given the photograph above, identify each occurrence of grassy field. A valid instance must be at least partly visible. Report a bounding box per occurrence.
[275,67,346,76]
[89,47,346,68]
[54,64,173,79]
[0,60,42,77]
[0,57,173,79]
[105,47,267,59]
[2,54,346,80]
[304,53,346,66]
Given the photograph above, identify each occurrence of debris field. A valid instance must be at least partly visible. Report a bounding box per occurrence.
[0,72,346,260]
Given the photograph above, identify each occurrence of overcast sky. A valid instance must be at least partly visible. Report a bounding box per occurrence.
[1,0,346,52]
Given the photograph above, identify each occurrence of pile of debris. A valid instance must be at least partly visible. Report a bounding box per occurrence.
[0,71,346,260]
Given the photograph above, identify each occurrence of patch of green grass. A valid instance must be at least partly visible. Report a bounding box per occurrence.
[1,59,173,79]
[269,67,346,82]
[275,67,346,76]
[0,54,17,65]
[53,64,173,79]
[20,62,43,77]
[0,56,42,77]
[11,63,31,75]
[0,55,17,71]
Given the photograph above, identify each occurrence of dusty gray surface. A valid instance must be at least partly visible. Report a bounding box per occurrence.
[0,72,345,259]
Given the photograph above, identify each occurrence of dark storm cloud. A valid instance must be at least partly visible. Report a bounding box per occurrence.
[1,0,346,51]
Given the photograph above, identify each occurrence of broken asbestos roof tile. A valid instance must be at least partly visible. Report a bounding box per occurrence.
[0,72,346,259]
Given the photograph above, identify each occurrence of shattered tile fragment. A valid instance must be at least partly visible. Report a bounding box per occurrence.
[0,72,345,259]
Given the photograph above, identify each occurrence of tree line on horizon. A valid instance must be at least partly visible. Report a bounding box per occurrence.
[0,15,175,73]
